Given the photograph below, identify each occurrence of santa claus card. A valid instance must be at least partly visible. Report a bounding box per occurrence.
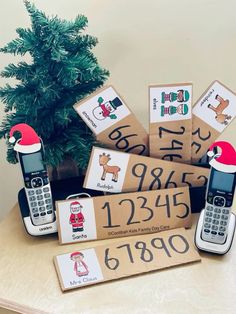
[191,81,236,163]
[149,83,192,163]
[83,147,209,194]
[56,186,192,244]
[73,85,149,156]
[54,228,201,291]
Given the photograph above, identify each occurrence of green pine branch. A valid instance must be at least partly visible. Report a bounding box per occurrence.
[0,0,109,169]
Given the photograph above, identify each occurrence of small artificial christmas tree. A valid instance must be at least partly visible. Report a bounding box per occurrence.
[0,0,109,171]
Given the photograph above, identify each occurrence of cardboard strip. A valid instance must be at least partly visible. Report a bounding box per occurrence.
[56,186,192,244]
[74,85,149,156]
[149,83,192,163]
[54,228,201,291]
[192,81,236,163]
[83,147,209,194]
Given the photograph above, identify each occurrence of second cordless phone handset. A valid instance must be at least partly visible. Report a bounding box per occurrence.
[195,141,236,254]
[9,123,54,226]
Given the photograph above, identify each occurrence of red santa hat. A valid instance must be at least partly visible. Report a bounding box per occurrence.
[9,123,41,154]
[70,251,84,258]
[207,141,236,173]
[70,201,81,207]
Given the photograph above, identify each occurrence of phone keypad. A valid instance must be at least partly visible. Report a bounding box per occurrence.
[204,203,230,239]
[26,185,54,224]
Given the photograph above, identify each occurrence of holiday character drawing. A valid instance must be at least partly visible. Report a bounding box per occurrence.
[69,201,85,232]
[207,95,232,125]
[70,252,89,277]
[161,89,190,104]
[92,96,123,120]
[160,103,189,117]
[99,153,120,182]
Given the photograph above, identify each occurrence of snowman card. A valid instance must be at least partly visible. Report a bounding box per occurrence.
[191,81,236,163]
[149,83,192,163]
[74,86,149,156]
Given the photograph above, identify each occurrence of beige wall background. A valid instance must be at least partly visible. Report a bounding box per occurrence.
[1,0,236,220]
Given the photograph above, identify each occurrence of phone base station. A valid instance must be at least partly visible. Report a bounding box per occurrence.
[195,209,236,255]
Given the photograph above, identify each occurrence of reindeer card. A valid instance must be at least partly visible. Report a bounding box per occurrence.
[54,228,201,291]
[149,83,192,163]
[192,81,236,163]
[84,147,209,194]
[56,186,192,244]
[74,85,149,156]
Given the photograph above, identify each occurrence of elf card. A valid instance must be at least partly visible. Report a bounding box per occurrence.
[74,86,149,155]
[192,81,236,163]
[149,83,192,163]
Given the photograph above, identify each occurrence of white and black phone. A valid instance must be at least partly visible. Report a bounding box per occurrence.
[195,167,236,254]
[201,167,236,244]
[18,147,54,226]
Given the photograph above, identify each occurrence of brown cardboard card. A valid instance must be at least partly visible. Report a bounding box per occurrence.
[56,186,192,244]
[192,81,236,163]
[54,228,201,291]
[83,146,209,194]
[73,85,149,155]
[149,83,192,163]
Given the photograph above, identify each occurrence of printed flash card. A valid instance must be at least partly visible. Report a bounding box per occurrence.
[149,83,192,163]
[54,228,201,291]
[192,81,236,162]
[56,186,192,244]
[74,85,149,156]
[84,147,209,194]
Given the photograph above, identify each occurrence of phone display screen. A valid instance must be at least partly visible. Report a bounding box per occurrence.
[211,169,235,192]
[22,152,45,173]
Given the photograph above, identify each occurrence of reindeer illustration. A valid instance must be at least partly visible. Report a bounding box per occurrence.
[208,95,232,125]
[99,153,121,182]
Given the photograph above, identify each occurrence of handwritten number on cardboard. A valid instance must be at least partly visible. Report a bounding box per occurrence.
[158,127,185,161]
[131,163,208,191]
[109,125,146,155]
[102,202,121,228]
[192,127,211,154]
[119,199,140,225]
[104,248,119,270]
[137,196,154,221]
[173,192,190,219]
[104,234,190,270]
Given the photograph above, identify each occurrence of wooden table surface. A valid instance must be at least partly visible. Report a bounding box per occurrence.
[0,204,236,314]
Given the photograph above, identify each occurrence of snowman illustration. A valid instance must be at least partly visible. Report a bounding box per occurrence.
[92,96,123,121]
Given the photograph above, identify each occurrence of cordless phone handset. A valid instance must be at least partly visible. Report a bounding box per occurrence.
[9,123,54,226]
[195,141,236,254]
[201,167,236,244]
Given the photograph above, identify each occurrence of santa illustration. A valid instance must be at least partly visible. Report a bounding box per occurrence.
[92,96,123,120]
[70,251,89,277]
[9,123,41,153]
[160,103,189,117]
[69,201,85,232]
[161,89,190,104]
[207,141,236,173]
